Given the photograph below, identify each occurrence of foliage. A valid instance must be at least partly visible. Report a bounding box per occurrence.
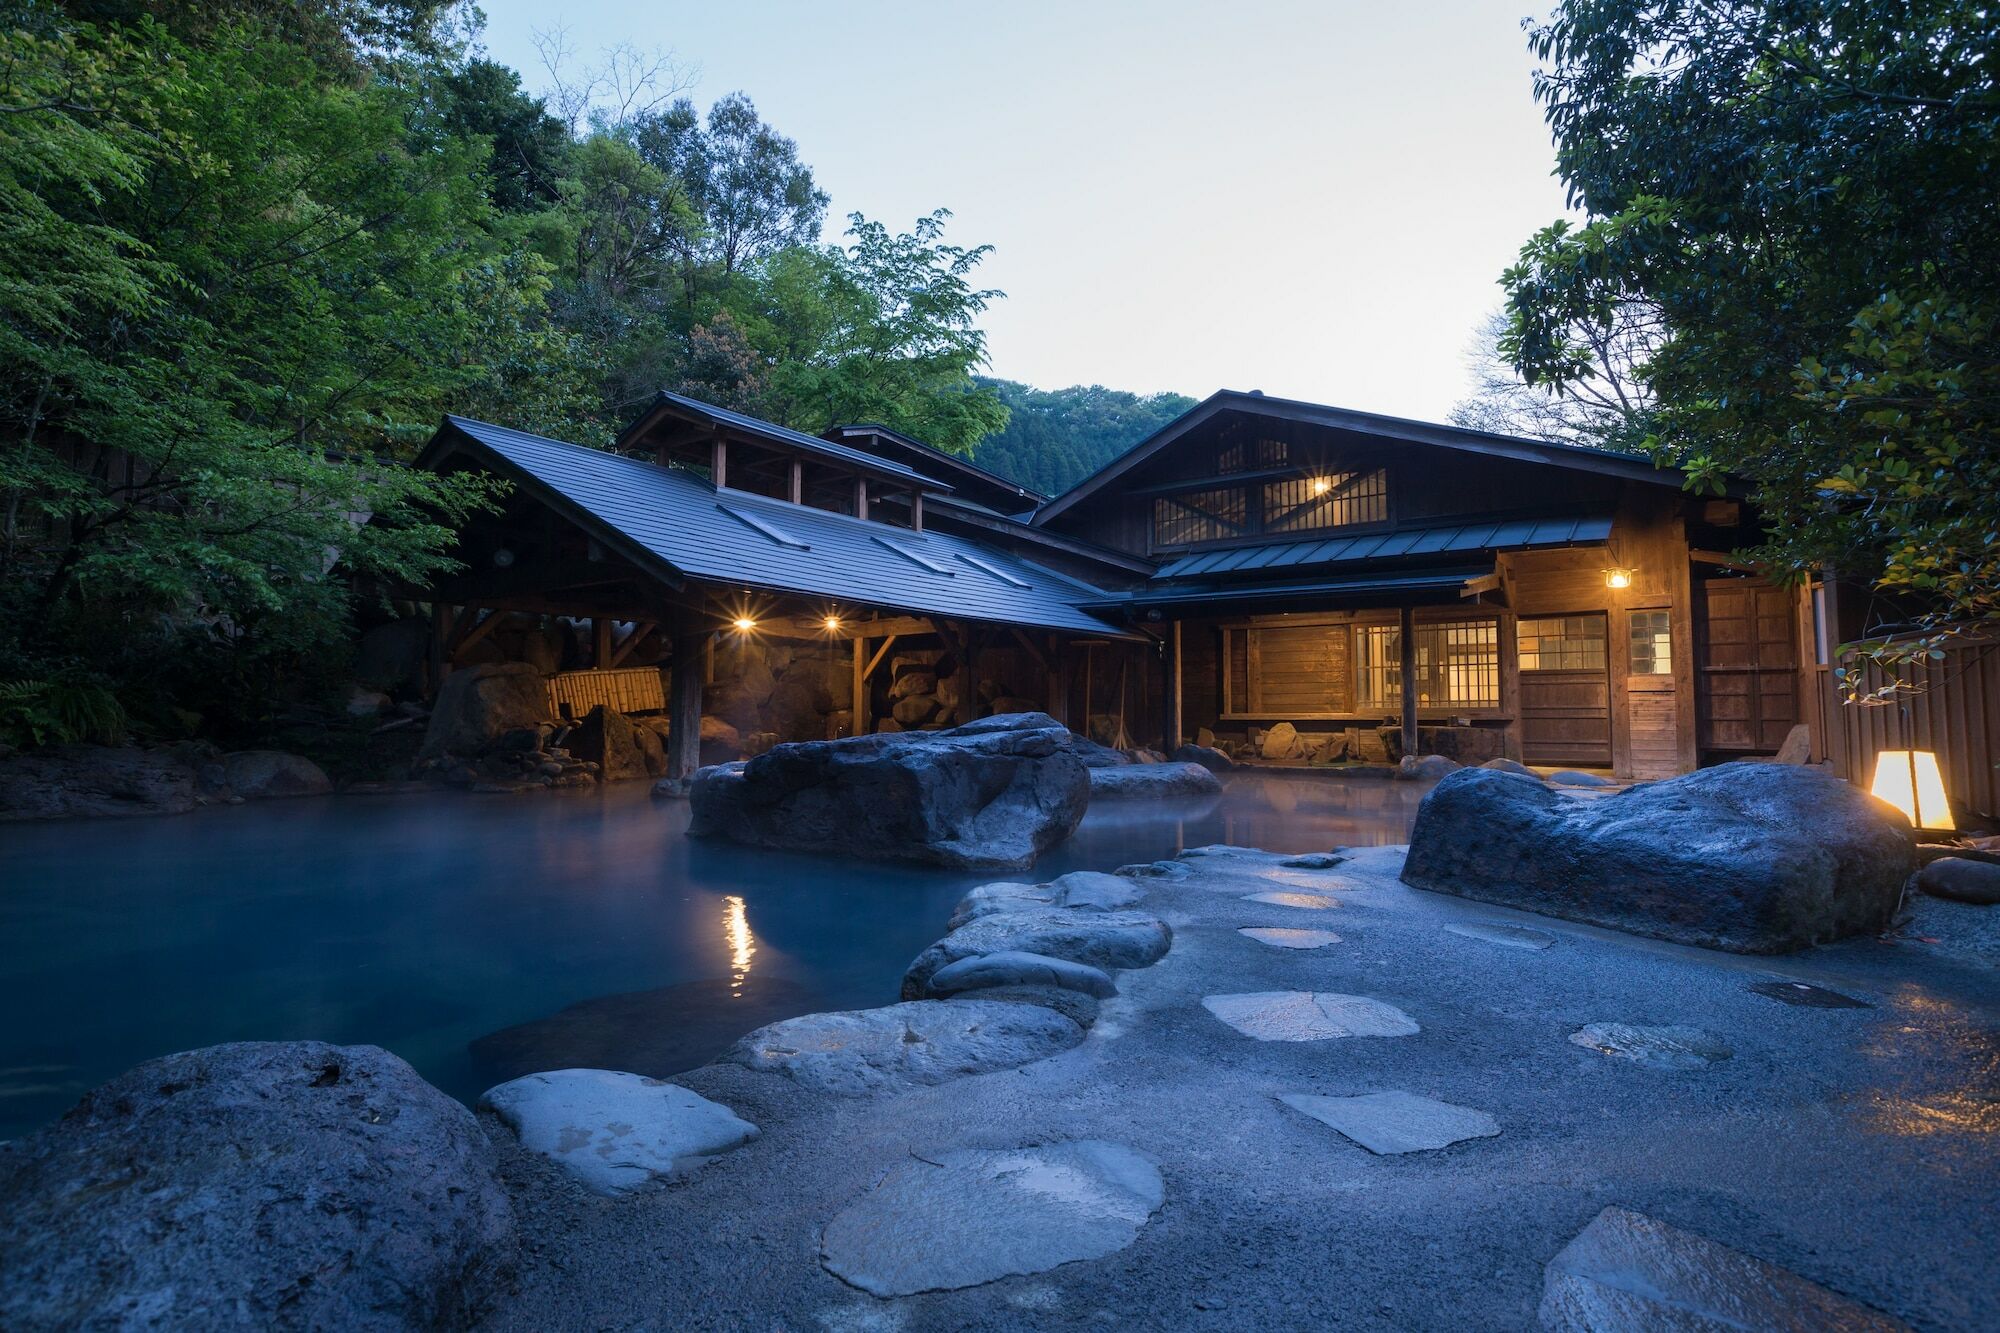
[0,676,126,749]
[1502,0,2000,671]
[972,381,1198,495]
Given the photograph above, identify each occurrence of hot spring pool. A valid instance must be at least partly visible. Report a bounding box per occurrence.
[0,771,1426,1138]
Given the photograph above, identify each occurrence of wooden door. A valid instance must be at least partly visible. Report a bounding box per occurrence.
[1518,613,1613,766]
[1696,578,1800,753]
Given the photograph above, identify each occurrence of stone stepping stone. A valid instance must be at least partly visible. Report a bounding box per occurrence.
[1239,927,1341,949]
[949,872,1146,928]
[1278,1091,1499,1154]
[1280,852,1347,869]
[1245,891,1342,910]
[1445,922,1555,951]
[722,999,1084,1097]
[925,950,1118,999]
[1749,979,1870,1009]
[820,1141,1165,1296]
[1541,1206,1908,1331]
[1569,1022,1732,1070]
[478,1069,758,1197]
[903,909,1172,999]
[1203,992,1419,1041]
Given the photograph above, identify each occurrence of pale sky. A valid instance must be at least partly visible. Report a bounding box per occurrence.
[473,0,1569,421]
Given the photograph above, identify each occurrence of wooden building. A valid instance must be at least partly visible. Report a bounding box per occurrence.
[416,387,1973,801]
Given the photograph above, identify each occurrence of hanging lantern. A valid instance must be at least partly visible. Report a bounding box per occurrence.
[1869,750,1955,831]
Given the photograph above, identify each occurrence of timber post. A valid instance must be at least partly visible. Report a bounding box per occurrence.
[1399,604,1419,757]
[666,623,707,782]
[1163,620,1182,752]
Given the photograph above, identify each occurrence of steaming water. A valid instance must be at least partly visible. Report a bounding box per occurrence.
[0,771,1425,1138]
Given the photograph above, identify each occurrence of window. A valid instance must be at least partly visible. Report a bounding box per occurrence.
[1217,436,1289,473]
[1354,620,1500,710]
[1262,468,1389,534]
[1628,610,1673,675]
[1153,487,1247,546]
[1519,615,1608,671]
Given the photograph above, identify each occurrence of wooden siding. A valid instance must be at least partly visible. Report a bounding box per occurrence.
[1695,578,1801,752]
[1822,632,2000,823]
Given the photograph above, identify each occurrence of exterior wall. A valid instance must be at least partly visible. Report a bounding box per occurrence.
[1818,629,2000,824]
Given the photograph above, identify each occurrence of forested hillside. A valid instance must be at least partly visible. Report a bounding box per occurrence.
[971,380,1197,497]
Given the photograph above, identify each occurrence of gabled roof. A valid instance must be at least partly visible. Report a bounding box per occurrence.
[615,391,944,492]
[827,423,1044,507]
[423,416,1135,639]
[1153,514,1613,580]
[1033,389,1689,525]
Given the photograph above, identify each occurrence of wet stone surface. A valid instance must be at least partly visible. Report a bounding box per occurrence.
[1278,1091,1500,1155]
[1569,1022,1733,1070]
[479,1069,758,1197]
[1749,980,1871,1009]
[1203,992,1421,1041]
[819,1141,1165,1297]
[1238,927,1342,949]
[1245,891,1342,910]
[1540,1206,1909,1331]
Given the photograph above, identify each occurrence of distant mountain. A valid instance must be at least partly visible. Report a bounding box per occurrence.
[971,378,1198,497]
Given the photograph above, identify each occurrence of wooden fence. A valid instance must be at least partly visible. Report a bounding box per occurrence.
[1821,632,2000,823]
[546,667,666,721]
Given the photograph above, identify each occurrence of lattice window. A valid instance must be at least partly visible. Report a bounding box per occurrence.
[1153,487,1247,546]
[1355,625,1401,708]
[1519,615,1608,671]
[1354,621,1499,709]
[1263,468,1389,534]
[1216,436,1289,473]
[1628,610,1673,675]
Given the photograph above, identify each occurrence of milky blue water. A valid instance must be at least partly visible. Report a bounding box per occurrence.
[0,772,1424,1138]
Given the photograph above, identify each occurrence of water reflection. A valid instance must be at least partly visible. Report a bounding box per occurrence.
[723,894,755,996]
[0,770,1427,1137]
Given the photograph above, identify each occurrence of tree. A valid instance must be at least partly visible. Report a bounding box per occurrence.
[742,211,1008,454]
[1450,305,1658,450]
[971,381,1198,495]
[629,92,829,313]
[1502,0,2000,677]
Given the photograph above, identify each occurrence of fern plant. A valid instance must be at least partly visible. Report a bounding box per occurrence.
[0,679,127,749]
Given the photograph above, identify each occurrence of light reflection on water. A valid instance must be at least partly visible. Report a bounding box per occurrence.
[0,770,1424,1137]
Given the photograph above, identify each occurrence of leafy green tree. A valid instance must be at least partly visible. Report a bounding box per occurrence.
[1502,0,2000,671]
[972,381,1198,494]
[0,7,563,721]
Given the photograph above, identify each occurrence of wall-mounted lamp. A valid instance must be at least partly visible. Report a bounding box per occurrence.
[1869,749,1955,831]
[731,616,757,633]
[823,615,842,632]
[1602,567,1635,590]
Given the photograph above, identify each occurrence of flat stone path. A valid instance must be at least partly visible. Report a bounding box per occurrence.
[819,1141,1165,1297]
[1203,991,1420,1041]
[1569,1021,1733,1070]
[1238,926,1341,949]
[1244,891,1341,910]
[1279,1091,1499,1155]
[1445,921,1555,951]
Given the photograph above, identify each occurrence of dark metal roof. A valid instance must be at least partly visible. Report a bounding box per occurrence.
[615,391,942,491]
[1076,567,1488,611]
[429,416,1134,639]
[828,423,1044,505]
[1034,389,1703,525]
[1153,514,1613,580]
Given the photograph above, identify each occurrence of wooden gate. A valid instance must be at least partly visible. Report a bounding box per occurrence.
[1518,613,1613,767]
[1695,577,1800,754]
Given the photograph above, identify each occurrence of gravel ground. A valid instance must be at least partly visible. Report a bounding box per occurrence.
[488,844,2000,1332]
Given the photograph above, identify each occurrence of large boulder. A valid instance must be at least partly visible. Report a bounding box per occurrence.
[221,750,332,799]
[688,712,1089,869]
[1261,722,1301,760]
[420,661,550,760]
[1172,742,1234,772]
[0,1041,515,1330]
[0,745,198,821]
[1401,765,1914,953]
[1087,761,1224,801]
[568,705,649,783]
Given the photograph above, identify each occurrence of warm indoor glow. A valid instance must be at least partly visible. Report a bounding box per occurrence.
[823,615,842,632]
[1602,567,1634,590]
[732,616,756,632]
[1870,750,1956,830]
[1311,476,1332,496]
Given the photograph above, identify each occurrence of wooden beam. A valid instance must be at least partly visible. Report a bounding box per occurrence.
[864,634,898,680]
[610,621,658,668]
[665,627,706,783]
[788,459,803,504]
[711,434,728,490]
[1691,548,1757,571]
[854,476,868,519]
[593,617,613,667]
[1010,627,1049,671]
[1399,603,1419,756]
[452,608,512,659]
[1461,571,1505,600]
[911,492,924,533]
[852,636,870,735]
[1164,620,1183,751]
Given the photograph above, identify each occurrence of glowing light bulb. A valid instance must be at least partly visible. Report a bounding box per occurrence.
[1602,567,1634,590]
[732,616,756,632]
[824,615,842,632]
[1311,477,1332,496]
